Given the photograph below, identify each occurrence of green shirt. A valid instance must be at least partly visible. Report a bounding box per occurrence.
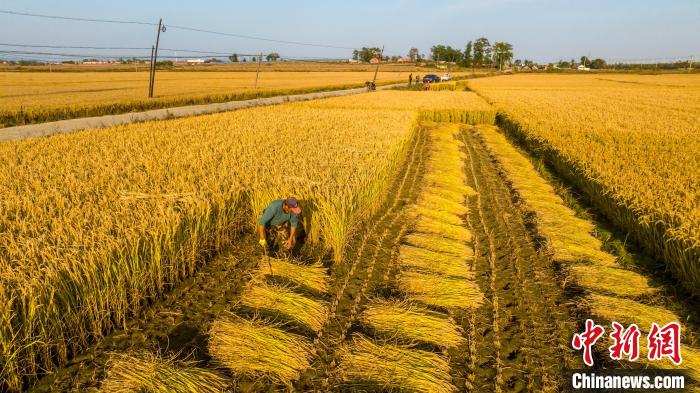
[258,199,299,228]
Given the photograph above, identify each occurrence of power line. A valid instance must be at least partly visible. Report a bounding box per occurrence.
[0,9,156,26]
[0,42,236,56]
[0,9,364,51]
[0,49,253,59]
[165,24,357,50]
[0,49,351,61]
[0,42,151,51]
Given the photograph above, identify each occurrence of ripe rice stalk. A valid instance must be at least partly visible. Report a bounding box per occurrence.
[100,352,227,393]
[208,316,314,385]
[398,245,472,279]
[238,280,328,334]
[413,216,472,242]
[419,110,496,125]
[404,233,472,258]
[359,300,466,349]
[399,271,483,310]
[334,334,457,393]
[258,257,329,295]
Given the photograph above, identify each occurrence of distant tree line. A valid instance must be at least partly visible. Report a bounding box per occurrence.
[343,38,514,69]
[429,38,513,70]
[227,52,281,63]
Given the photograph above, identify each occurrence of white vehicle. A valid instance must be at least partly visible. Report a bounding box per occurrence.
[440,73,452,81]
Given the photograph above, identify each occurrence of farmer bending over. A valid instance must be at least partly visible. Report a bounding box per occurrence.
[258,196,303,252]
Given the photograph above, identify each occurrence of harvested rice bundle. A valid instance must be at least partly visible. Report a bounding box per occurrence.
[259,257,329,295]
[421,186,469,204]
[335,334,457,393]
[586,293,679,331]
[416,194,468,216]
[407,206,464,227]
[239,280,328,334]
[359,300,466,349]
[399,271,482,310]
[209,317,314,385]
[404,233,472,258]
[570,265,657,297]
[398,245,472,278]
[413,216,472,242]
[101,352,227,393]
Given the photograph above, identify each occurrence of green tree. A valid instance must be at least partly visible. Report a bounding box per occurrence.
[352,50,359,61]
[430,45,463,63]
[590,58,607,69]
[580,56,590,67]
[229,53,239,62]
[356,47,382,62]
[492,42,514,70]
[408,47,420,61]
[473,37,491,66]
[266,52,280,61]
[463,41,473,67]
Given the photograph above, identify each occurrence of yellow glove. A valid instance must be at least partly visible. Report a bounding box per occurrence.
[258,238,267,247]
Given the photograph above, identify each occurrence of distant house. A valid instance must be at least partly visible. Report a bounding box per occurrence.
[348,59,360,63]
[577,64,591,71]
[397,57,412,63]
[186,59,206,65]
[369,56,381,64]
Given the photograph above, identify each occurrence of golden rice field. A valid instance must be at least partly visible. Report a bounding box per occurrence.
[468,74,700,296]
[0,70,469,127]
[2,80,698,392]
[0,101,417,390]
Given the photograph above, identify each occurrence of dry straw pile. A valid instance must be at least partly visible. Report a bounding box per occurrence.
[100,352,227,393]
[398,123,483,311]
[335,335,457,393]
[208,316,315,386]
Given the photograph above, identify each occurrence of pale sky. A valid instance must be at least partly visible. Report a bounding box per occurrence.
[1,0,698,63]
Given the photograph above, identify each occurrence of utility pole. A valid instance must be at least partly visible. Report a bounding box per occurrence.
[689,56,694,72]
[149,18,165,98]
[372,46,384,86]
[254,52,263,89]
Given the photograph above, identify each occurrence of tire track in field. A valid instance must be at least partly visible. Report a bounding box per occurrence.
[300,124,429,391]
[460,128,573,392]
